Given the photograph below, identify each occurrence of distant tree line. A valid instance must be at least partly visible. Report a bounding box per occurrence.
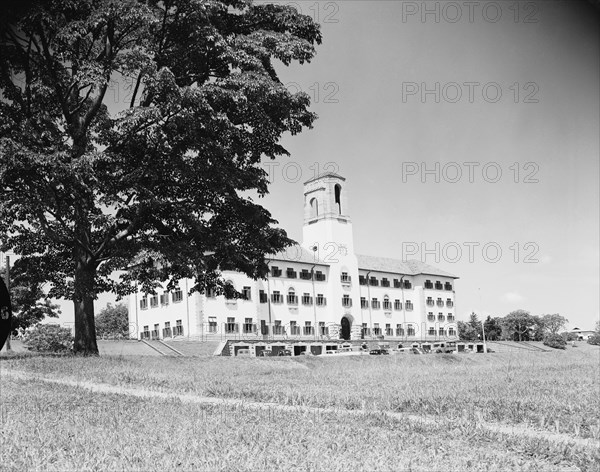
[457,310,573,343]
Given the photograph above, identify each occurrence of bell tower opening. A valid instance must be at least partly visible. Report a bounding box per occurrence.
[310,197,319,219]
[334,184,342,214]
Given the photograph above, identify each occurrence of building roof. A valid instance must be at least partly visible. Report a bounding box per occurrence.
[268,244,329,266]
[356,254,458,278]
[303,171,346,185]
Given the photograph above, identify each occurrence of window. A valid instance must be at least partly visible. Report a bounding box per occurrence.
[428,327,436,336]
[405,300,413,311]
[362,323,370,337]
[287,289,298,305]
[162,322,172,338]
[428,312,435,322]
[404,280,412,289]
[300,269,312,280]
[208,317,217,333]
[438,313,445,322]
[241,286,251,301]
[207,288,217,298]
[396,324,404,336]
[334,184,342,214]
[152,324,160,339]
[341,272,351,283]
[316,294,326,306]
[426,297,434,306]
[386,324,393,336]
[369,276,379,286]
[393,279,402,288]
[224,282,235,300]
[172,289,183,303]
[342,295,352,307]
[373,323,381,336]
[445,282,453,291]
[310,197,319,218]
[437,298,444,307]
[244,318,255,334]
[407,325,415,336]
[394,299,402,310]
[290,321,300,335]
[359,275,367,285]
[361,297,368,309]
[315,271,326,281]
[304,321,314,336]
[141,326,150,339]
[439,328,445,336]
[435,281,443,290]
[271,266,282,277]
[301,293,313,305]
[150,294,158,308]
[446,299,453,307]
[259,290,268,303]
[274,320,284,335]
[382,278,390,287]
[447,314,454,322]
[174,319,183,336]
[226,317,238,333]
[271,291,283,304]
[286,268,297,279]
[140,298,148,310]
[371,298,380,309]
[319,321,328,336]
[160,293,169,306]
[425,280,433,289]
[448,327,456,336]
[383,296,391,310]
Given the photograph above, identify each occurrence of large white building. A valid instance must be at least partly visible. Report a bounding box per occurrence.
[128,173,458,344]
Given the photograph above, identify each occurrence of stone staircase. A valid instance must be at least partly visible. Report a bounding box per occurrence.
[162,340,223,357]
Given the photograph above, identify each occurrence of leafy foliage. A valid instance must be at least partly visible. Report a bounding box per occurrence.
[502,310,535,341]
[23,324,73,352]
[0,0,321,354]
[588,333,600,346]
[95,303,129,339]
[1,263,61,335]
[543,333,566,350]
[540,313,568,336]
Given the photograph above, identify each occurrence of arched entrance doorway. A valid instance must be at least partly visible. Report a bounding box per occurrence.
[340,317,351,340]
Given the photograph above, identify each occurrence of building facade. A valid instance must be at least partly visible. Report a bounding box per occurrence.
[128,173,459,343]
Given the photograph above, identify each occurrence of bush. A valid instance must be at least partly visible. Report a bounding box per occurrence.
[561,331,578,342]
[587,333,600,346]
[23,324,73,352]
[543,333,566,350]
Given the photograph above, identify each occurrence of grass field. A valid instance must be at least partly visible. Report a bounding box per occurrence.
[1,343,599,471]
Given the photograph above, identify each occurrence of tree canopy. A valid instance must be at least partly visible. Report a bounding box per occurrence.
[0,0,322,354]
[95,302,129,339]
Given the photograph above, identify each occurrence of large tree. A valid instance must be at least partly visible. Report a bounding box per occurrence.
[541,313,568,336]
[502,310,535,342]
[0,0,321,354]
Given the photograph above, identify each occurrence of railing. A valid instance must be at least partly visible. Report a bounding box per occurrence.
[341,275,351,283]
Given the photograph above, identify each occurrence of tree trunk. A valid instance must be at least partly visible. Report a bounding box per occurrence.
[73,251,99,355]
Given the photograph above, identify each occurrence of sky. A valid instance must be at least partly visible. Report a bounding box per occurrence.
[8,0,598,331]
[255,0,600,330]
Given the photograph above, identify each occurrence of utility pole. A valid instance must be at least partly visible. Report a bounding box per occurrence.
[3,256,11,352]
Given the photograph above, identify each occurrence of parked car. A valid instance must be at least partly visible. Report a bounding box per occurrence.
[277,349,292,356]
[369,348,382,355]
[258,350,272,357]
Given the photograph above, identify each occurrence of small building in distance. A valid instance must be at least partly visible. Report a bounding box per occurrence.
[128,172,459,343]
[569,328,596,341]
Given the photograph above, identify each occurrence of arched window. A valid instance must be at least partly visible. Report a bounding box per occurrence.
[310,198,319,218]
[334,184,342,214]
[287,288,297,305]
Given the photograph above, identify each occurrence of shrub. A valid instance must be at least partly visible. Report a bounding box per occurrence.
[587,333,600,346]
[23,324,73,353]
[543,333,566,350]
[560,331,577,342]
